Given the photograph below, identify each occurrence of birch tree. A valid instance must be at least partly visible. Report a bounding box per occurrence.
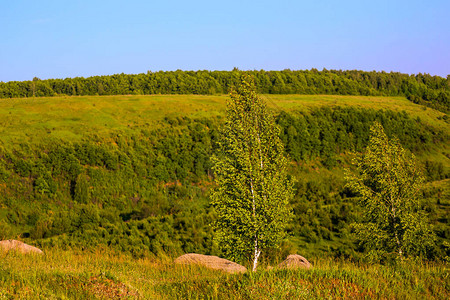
[346,122,435,261]
[210,75,293,272]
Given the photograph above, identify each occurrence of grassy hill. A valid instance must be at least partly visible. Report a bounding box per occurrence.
[1,93,449,298]
[1,94,448,245]
[1,94,448,145]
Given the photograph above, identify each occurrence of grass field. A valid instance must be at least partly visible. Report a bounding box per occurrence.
[0,94,448,146]
[1,249,448,299]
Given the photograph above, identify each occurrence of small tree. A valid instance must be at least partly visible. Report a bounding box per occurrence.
[211,76,293,272]
[346,122,435,261]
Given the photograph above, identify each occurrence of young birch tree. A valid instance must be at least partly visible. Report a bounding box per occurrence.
[211,76,293,272]
[346,122,435,261]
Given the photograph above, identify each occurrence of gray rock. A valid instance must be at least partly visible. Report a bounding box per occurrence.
[277,254,311,270]
[0,240,43,254]
[174,253,247,274]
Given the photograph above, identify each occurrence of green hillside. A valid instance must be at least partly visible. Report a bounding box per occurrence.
[1,94,447,144]
[0,94,448,262]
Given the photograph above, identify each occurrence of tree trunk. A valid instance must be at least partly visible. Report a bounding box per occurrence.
[252,238,261,272]
[395,231,403,259]
[392,205,403,259]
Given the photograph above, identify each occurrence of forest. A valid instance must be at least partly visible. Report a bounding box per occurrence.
[0,69,449,113]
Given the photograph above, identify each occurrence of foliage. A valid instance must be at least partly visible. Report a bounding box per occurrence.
[346,122,436,261]
[0,219,14,240]
[0,95,447,260]
[211,77,293,271]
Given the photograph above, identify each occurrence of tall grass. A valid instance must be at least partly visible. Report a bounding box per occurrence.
[1,248,448,299]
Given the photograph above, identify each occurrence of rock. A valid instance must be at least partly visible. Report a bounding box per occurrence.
[277,254,311,270]
[0,240,43,254]
[174,253,247,274]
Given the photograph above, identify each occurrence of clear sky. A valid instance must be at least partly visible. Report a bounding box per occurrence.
[1,0,449,82]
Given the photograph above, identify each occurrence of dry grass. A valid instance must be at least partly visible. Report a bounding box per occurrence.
[1,248,448,299]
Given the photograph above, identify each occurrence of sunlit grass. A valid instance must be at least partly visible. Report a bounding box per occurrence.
[1,248,448,299]
[0,94,447,147]
[263,94,448,129]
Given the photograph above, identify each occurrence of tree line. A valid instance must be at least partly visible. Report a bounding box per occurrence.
[1,69,449,112]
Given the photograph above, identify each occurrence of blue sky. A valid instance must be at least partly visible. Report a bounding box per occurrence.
[1,0,449,82]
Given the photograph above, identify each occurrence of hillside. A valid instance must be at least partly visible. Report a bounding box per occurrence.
[1,94,448,144]
[0,94,449,261]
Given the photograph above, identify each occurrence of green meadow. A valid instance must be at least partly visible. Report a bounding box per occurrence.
[0,94,447,144]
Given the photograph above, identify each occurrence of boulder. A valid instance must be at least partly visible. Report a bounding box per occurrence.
[277,254,311,270]
[0,240,43,254]
[174,253,247,274]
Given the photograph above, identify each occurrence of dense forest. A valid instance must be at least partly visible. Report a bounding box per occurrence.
[0,104,448,261]
[1,69,449,113]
